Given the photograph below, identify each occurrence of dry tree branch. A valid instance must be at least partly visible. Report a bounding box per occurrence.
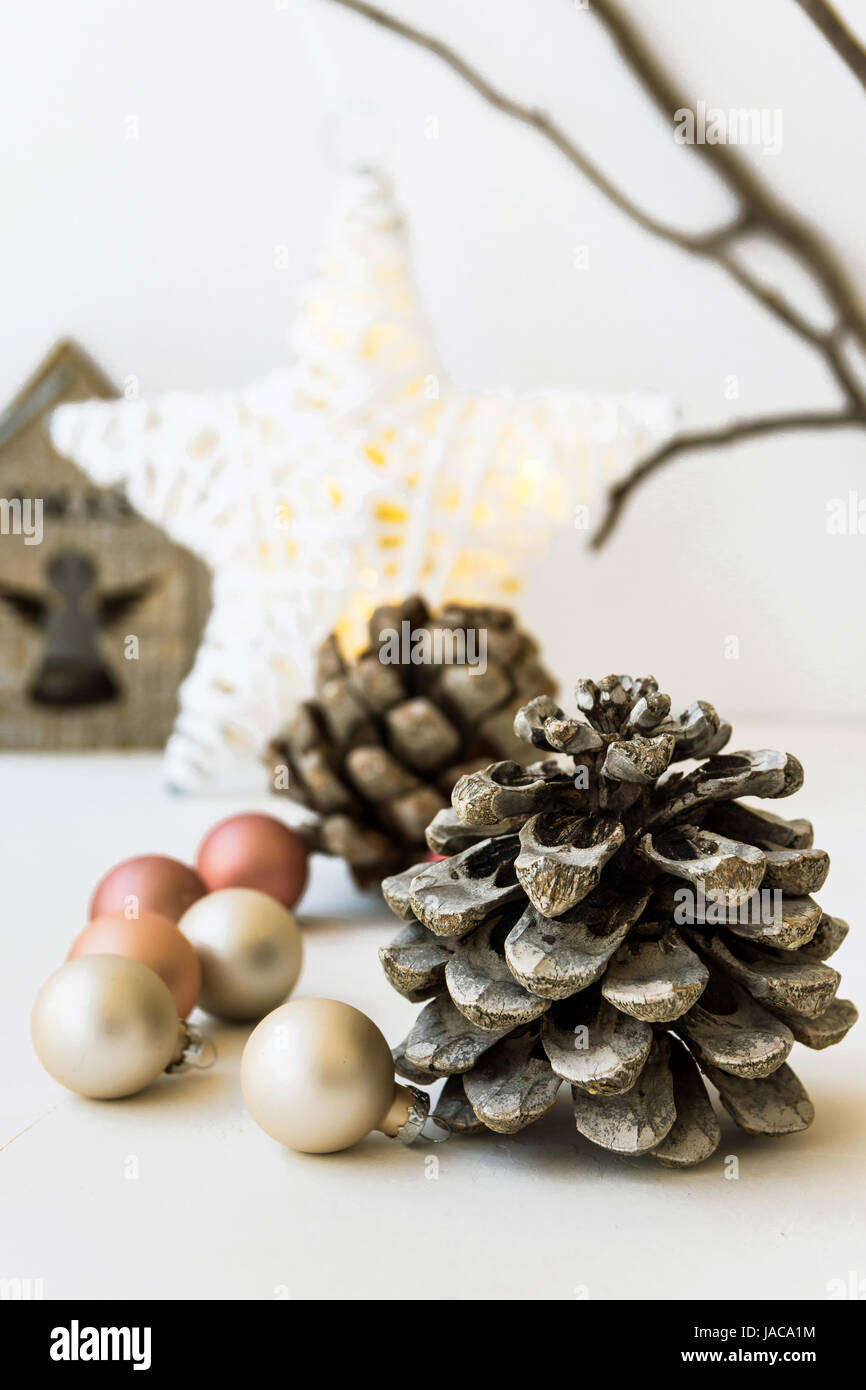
[590,0,866,343]
[794,0,866,94]
[320,0,739,253]
[590,409,865,549]
[322,0,866,544]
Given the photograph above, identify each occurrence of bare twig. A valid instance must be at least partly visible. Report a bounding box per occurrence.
[320,0,731,253]
[793,0,866,94]
[322,0,866,545]
[324,0,865,404]
[716,251,866,409]
[590,410,864,549]
[590,0,866,343]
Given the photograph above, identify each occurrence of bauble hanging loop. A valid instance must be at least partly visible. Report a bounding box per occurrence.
[240,998,429,1154]
[166,1020,217,1075]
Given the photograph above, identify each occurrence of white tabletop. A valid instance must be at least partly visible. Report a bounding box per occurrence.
[2,728,864,1301]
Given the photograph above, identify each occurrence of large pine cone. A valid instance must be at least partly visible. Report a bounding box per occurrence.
[267,596,555,888]
[380,675,856,1166]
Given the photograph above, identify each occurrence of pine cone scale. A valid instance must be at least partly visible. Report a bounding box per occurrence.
[502,884,651,1000]
[463,1032,562,1134]
[600,928,709,1024]
[651,1036,721,1169]
[542,994,652,1094]
[571,1033,676,1155]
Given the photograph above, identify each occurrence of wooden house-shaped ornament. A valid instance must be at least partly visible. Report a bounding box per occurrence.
[0,340,210,748]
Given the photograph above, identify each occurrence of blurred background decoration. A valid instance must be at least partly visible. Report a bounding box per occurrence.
[0,341,209,748]
[48,169,671,790]
[330,0,866,550]
[267,595,559,888]
[1,0,864,744]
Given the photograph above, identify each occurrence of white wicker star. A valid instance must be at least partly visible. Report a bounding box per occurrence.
[51,170,673,791]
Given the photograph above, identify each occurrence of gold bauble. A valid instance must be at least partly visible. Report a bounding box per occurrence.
[179,888,302,1022]
[31,955,181,1099]
[240,998,403,1153]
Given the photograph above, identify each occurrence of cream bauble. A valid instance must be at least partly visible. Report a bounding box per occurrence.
[241,998,422,1153]
[179,888,302,1022]
[31,955,182,1099]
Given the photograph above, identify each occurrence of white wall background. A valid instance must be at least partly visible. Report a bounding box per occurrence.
[2,0,865,721]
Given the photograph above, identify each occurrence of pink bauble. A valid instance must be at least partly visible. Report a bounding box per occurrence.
[90,855,207,925]
[68,910,201,1017]
[195,813,309,911]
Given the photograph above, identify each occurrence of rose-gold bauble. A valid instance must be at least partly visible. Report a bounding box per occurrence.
[195,813,309,910]
[68,910,201,1018]
[89,855,207,925]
